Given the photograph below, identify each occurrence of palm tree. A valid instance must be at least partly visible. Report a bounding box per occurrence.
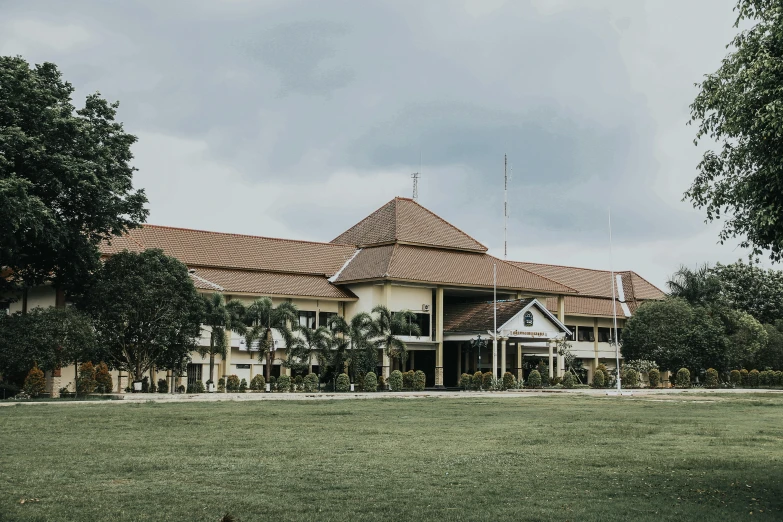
[667,264,722,306]
[287,325,330,376]
[199,293,246,385]
[370,305,421,371]
[327,312,374,382]
[243,297,297,381]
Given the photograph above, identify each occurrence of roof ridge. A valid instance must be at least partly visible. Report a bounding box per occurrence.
[384,243,399,277]
[511,260,634,275]
[489,255,578,294]
[628,271,664,292]
[401,198,487,251]
[330,199,396,244]
[139,224,353,249]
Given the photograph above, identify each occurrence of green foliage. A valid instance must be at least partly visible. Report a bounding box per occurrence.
[403,370,415,390]
[226,375,240,392]
[537,361,550,386]
[187,380,205,393]
[157,378,168,394]
[269,376,277,391]
[23,365,46,397]
[759,370,769,386]
[749,369,760,387]
[389,370,403,392]
[243,297,298,382]
[239,379,248,393]
[730,369,741,385]
[705,368,719,388]
[712,262,783,324]
[676,368,691,388]
[592,369,605,388]
[277,374,291,392]
[0,56,148,296]
[77,362,97,394]
[217,378,226,393]
[364,372,378,392]
[250,374,266,391]
[141,376,150,393]
[303,373,319,392]
[335,373,350,392]
[687,3,783,260]
[370,306,420,370]
[460,373,472,390]
[473,371,483,391]
[528,370,542,388]
[562,372,574,389]
[95,362,113,394]
[622,368,639,389]
[79,249,202,381]
[775,370,783,386]
[413,370,426,391]
[199,293,245,384]
[502,372,515,390]
[481,372,493,390]
[740,368,749,385]
[648,368,661,388]
[623,360,659,375]
[377,374,386,390]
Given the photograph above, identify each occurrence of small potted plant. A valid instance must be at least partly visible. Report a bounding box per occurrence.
[206,379,215,393]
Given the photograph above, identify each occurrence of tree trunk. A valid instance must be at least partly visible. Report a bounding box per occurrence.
[209,353,215,383]
[266,350,271,382]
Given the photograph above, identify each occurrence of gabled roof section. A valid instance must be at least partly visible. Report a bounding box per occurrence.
[331,197,487,252]
[101,225,357,277]
[444,298,570,335]
[188,267,357,300]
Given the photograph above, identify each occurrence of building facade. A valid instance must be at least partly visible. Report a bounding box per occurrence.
[7,197,665,394]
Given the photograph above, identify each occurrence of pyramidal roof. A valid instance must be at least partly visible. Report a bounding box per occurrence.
[331,197,487,252]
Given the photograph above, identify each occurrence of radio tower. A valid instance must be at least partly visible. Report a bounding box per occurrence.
[504,154,508,259]
[411,172,420,201]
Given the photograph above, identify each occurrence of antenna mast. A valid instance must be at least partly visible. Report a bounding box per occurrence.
[609,207,621,392]
[504,154,508,259]
[411,172,420,201]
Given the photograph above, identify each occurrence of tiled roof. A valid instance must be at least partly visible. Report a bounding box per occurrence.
[332,197,487,252]
[101,225,357,277]
[444,299,534,332]
[510,262,665,301]
[333,244,576,294]
[188,267,356,299]
[543,296,639,318]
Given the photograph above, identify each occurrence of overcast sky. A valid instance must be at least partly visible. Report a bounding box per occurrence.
[1,0,767,289]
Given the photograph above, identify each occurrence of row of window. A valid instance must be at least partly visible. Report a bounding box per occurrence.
[565,325,622,343]
[298,311,338,330]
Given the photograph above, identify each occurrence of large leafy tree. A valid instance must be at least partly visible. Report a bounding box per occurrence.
[0,56,148,297]
[666,264,722,307]
[711,261,783,324]
[0,307,95,384]
[370,306,421,371]
[687,1,783,260]
[243,297,297,381]
[78,249,202,381]
[200,293,246,384]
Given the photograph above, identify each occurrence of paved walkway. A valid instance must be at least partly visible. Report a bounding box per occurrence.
[2,387,782,407]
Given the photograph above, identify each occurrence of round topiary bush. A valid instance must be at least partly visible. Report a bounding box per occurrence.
[377,374,386,390]
[187,380,205,393]
[303,373,319,392]
[277,374,291,392]
[364,372,378,392]
[268,375,277,391]
[157,378,168,393]
[623,368,639,388]
[729,369,741,386]
[502,372,516,390]
[775,370,783,386]
[592,369,605,387]
[24,365,46,397]
[740,369,749,386]
[389,370,403,391]
[239,378,248,392]
[562,372,574,388]
[226,375,240,392]
[482,372,493,390]
[217,378,226,393]
[705,368,719,388]
[76,362,97,395]
[95,362,113,394]
[336,373,350,392]
[413,370,427,390]
[648,368,660,388]
[250,374,266,391]
[676,368,691,388]
[473,371,483,390]
[294,375,304,390]
[460,373,472,390]
[748,369,759,388]
[403,370,415,390]
[528,369,542,388]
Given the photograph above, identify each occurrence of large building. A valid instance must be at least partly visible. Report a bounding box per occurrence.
[8,197,665,394]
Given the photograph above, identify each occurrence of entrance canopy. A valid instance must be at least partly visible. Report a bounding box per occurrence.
[443,298,571,342]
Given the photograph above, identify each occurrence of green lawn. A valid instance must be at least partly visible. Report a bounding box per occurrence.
[1,394,782,521]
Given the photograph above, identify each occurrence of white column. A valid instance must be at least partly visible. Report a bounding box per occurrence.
[500,337,507,376]
[435,286,444,387]
[548,341,554,380]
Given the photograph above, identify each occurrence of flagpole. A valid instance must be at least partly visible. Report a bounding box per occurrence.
[493,263,498,380]
[609,208,621,392]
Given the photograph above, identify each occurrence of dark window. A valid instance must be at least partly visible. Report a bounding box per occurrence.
[392,312,430,337]
[597,327,612,343]
[298,311,316,329]
[319,311,337,328]
[577,326,594,342]
[186,364,202,388]
[564,325,576,341]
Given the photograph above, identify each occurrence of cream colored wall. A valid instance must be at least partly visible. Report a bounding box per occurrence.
[388,285,431,313]
[8,286,56,313]
[344,283,382,317]
[562,315,626,360]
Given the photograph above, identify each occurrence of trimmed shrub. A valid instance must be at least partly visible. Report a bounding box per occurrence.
[775,370,783,386]
[250,374,265,391]
[648,368,661,388]
[403,370,415,390]
[77,362,97,394]
[550,376,562,386]
[482,372,493,390]
[217,378,226,393]
[704,368,719,388]
[748,369,759,388]
[675,368,691,388]
[377,374,386,391]
[336,373,350,392]
[473,371,483,390]
[95,362,113,394]
[528,369,542,388]
[177,384,185,393]
[364,372,378,392]
[269,375,277,391]
[294,374,304,390]
[460,373,472,390]
[226,375,240,392]
[414,370,427,391]
[303,373,319,392]
[562,372,574,388]
[729,369,741,385]
[24,365,46,397]
[622,368,639,388]
[537,362,550,386]
[502,372,516,390]
[239,378,248,392]
[740,369,749,386]
[277,374,291,392]
[389,370,403,391]
[592,369,605,388]
[187,380,205,393]
[157,378,168,393]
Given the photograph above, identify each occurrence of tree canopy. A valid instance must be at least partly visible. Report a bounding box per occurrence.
[0,56,147,295]
[687,1,783,260]
[77,249,202,380]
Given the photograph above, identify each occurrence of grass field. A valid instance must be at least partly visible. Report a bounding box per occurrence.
[1,394,782,521]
